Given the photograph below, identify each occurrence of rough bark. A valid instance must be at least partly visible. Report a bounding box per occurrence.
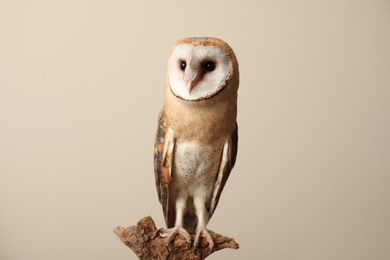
[114,216,239,260]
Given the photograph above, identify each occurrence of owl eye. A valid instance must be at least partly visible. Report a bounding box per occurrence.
[180,61,186,71]
[204,61,216,72]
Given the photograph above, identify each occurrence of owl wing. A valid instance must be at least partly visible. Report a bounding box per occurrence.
[207,122,238,221]
[154,109,175,227]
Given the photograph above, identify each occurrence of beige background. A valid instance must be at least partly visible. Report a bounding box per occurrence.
[1,1,389,259]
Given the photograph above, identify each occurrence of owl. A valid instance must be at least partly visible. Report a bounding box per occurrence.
[154,37,239,253]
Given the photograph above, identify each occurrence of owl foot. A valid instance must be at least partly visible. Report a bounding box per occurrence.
[193,227,214,255]
[159,227,192,249]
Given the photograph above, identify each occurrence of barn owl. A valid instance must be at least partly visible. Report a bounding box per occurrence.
[154,37,239,253]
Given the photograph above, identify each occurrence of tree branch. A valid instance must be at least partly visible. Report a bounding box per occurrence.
[114,216,239,260]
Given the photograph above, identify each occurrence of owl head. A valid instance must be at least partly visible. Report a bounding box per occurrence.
[167,37,239,101]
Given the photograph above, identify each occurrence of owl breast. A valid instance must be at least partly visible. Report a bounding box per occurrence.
[171,141,223,198]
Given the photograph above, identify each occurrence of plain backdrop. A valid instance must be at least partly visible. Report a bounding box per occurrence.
[1,1,389,259]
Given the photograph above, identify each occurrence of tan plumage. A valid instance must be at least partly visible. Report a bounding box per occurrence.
[154,37,239,252]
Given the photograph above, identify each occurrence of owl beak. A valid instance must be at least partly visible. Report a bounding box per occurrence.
[184,59,203,93]
[188,73,201,93]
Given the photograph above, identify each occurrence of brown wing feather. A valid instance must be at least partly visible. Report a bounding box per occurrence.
[153,109,172,226]
[207,122,238,220]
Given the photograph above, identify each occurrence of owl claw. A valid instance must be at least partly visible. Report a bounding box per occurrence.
[158,228,165,237]
[193,227,215,255]
[194,244,198,255]
[208,245,214,255]
[160,227,192,250]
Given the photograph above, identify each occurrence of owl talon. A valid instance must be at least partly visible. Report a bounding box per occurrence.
[193,243,198,255]
[158,228,166,237]
[193,227,215,255]
[160,227,191,250]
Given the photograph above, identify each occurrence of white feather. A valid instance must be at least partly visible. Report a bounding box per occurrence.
[168,44,230,101]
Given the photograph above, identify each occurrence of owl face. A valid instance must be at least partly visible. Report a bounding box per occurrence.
[167,38,236,101]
